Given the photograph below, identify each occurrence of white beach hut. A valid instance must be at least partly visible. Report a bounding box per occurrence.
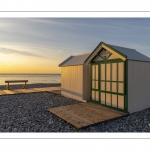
[59,53,91,102]
[59,41,150,113]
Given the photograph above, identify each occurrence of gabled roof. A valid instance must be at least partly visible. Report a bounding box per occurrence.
[85,41,150,64]
[59,41,150,67]
[108,44,150,62]
[59,52,91,67]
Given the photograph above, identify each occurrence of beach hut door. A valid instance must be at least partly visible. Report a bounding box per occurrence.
[91,61,126,111]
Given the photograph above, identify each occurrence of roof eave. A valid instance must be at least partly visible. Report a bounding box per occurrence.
[59,55,73,67]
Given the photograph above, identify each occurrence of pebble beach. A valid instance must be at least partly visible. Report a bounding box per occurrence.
[0,83,150,132]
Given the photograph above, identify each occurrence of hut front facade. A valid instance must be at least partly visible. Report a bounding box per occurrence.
[59,41,150,113]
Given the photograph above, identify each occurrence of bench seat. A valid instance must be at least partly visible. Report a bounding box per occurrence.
[5,80,28,90]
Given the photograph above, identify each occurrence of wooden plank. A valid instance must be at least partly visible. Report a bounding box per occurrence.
[13,89,40,94]
[48,102,127,129]
[49,107,93,129]
[62,104,107,122]
[0,90,7,95]
[81,103,124,115]
[58,103,121,123]
[0,87,61,96]
[3,90,14,95]
[80,103,126,115]
[50,90,61,95]
[77,103,126,121]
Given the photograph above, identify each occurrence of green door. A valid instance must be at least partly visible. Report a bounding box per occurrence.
[91,60,127,112]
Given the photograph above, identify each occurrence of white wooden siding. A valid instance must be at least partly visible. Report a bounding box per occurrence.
[61,65,83,101]
[128,60,150,113]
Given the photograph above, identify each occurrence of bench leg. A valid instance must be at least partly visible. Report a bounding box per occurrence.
[23,82,27,89]
[6,83,9,90]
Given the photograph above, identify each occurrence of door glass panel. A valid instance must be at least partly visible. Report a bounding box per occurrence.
[112,82,117,92]
[112,63,117,81]
[118,95,124,109]
[95,81,98,89]
[106,82,110,91]
[101,92,105,104]
[92,65,95,80]
[101,81,105,91]
[92,91,95,100]
[112,94,117,107]
[101,64,105,80]
[96,65,98,80]
[106,63,110,81]
[118,83,124,93]
[96,91,99,101]
[93,61,125,111]
[92,81,95,89]
[118,62,124,81]
[106,93,111,106]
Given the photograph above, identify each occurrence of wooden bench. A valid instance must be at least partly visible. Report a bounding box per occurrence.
[5,80,28,90]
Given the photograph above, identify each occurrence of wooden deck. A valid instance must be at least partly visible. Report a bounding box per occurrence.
[48,102,127,129]
[0,87,61,96]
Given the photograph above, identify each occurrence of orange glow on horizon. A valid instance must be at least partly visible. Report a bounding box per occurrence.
[0,53,61,74]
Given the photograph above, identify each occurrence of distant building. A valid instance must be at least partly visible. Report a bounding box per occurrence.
[59,41,150,113]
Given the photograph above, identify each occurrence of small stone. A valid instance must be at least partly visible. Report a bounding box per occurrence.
[13,128,17,132]
[148,123,150,127]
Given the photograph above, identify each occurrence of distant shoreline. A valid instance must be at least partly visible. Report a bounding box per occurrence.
[0,74,61,75]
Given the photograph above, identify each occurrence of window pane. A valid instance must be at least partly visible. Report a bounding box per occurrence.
[101,64,105,80]
[101,81,105,91]
[112,63,117,81]
[118,62,124,81]
[118,95,124,109]
[95,65,98,80]
[92,65,95,80]
[106,82,110,91]
[101,92,105,104]
[106,63,111,81]
[92,90,95,100]
[96,91,99,101]
[112,94,117,107]
[112,82,117,92]
[118,83,124,93]
[106,93,111,106]
[92,81,95,89]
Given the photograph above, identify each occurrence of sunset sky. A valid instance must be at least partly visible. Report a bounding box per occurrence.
[1,18,150,74]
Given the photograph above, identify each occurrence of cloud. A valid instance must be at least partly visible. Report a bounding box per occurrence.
[27,18,120,29]
[0,47,43,58]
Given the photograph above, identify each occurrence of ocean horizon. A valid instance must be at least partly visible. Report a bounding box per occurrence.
[0,74,61,85]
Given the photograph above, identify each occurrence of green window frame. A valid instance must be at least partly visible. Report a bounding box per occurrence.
[90,59,128,113]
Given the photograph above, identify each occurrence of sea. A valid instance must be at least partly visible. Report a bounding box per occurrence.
[0,74,61,85]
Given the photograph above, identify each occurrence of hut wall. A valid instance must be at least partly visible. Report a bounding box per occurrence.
[61,65,83,101]
[128,60,150,113]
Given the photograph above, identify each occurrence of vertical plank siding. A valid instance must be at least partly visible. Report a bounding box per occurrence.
[128,60,150,113]
[61,65,83,101]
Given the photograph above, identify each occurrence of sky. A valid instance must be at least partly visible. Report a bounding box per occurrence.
[1,18,150,74]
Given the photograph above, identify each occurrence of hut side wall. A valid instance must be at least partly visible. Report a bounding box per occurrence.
[83,64,90,101]
[61,65,83,101]
[128,60,150,113]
